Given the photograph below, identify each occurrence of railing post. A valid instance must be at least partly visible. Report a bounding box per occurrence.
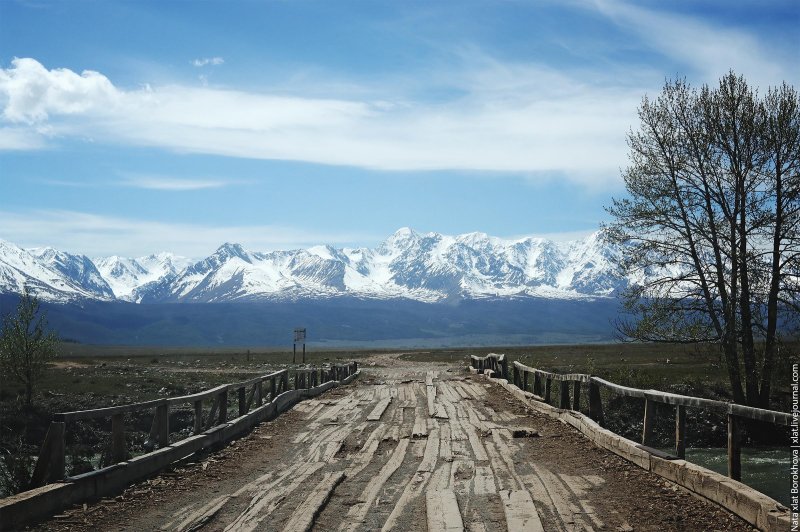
[270,376,277,399]
[256,381,263,406]
[728,414,741,481]
[156,403,169,448]
[194,399,203,434]
[533,372,541,396]
[523,370,529,392]
[559,381,570,409]
[588,380,604,426]
[218,390,228,425]
[544,377,552,404]
[294,372,300,390]
[572,381,581,411]
[30,421,65,487]
[111,413,127,463]
[675,405,686,459]
[642,399,655,446]
[238,386,247,416]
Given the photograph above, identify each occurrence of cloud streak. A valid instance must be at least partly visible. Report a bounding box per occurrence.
[120,175,239,191]
[0,209,379,258]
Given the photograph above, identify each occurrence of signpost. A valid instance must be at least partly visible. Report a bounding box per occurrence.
[293,328,306,364]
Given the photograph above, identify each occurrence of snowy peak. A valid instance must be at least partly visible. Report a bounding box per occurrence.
[93,252,192,301]
[0,228,633,304]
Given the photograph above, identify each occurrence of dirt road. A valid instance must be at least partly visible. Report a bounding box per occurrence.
[38,355,752,531]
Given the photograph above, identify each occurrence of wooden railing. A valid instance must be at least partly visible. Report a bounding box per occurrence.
[470,354,792,482]
[30,362,358,488]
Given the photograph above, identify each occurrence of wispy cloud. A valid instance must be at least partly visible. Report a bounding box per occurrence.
[0,209,379,258]
[191,57,224,67]
[120,175,239,191]
[0,127,46,150]
[38,175,243,191]
[587,0,794,88]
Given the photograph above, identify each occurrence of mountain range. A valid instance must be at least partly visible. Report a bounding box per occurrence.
[0,228,630,305]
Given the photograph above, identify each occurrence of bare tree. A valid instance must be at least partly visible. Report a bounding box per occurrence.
[0,289,59,408]
[606,72,799,409]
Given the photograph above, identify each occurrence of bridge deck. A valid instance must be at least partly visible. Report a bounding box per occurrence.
[37,357,752,531]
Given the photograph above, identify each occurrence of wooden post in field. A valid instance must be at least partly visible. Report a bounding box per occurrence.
[728,414,741,481]
[544,377,552,404]
[572,381,581,411]
[642,399,655,446]
[675,405,686,459]
[588,380,604,426]
[194,400,203,434]
[111,413,127,463]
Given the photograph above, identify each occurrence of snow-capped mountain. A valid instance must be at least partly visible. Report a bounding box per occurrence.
[0,240,114,302]
[0,229,630,304]
[94,253,192,301]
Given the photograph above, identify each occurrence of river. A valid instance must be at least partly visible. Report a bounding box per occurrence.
[679,447,790,507]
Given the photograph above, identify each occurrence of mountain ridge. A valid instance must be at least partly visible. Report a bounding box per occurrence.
[0,228,629,304]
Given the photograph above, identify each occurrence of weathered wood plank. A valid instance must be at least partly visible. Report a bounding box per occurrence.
[367,397,392,421]
[500,490,544,532]
[425,489,464,532]
[281,471,346,532]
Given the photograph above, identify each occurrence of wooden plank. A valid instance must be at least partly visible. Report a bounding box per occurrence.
[472,465,496,495]
[281,471,346,532]
[500,490,544,532]
[342,438,411,531]
[427,384,437,418]
[382,426,440,531]
[425,489,464,531]
[367,397,392,421]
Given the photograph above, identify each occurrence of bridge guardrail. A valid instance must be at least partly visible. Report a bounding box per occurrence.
[470,354,791,482]
[29,362,358,488]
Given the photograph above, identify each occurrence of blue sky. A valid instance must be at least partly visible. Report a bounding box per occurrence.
[1,0,798,258]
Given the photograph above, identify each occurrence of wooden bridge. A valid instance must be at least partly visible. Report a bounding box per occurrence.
[0,354,791,531]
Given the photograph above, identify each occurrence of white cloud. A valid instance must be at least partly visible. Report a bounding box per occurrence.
[0,210,378,258]
[191,57,224,67]
[0,57,638,186]
[0,57,120,124]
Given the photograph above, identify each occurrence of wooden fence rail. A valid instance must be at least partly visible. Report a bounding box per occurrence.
[470,353,791,482]
[30,362,358,488]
